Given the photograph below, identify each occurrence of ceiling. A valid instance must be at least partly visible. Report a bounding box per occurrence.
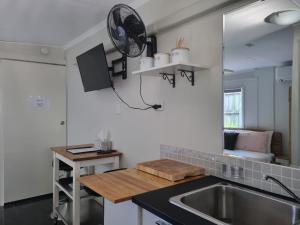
[224,0,300,72]
[224,27,293,72]
[0,0,133,47]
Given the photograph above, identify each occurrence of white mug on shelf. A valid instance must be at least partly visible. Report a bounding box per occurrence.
[171,48,190,64]
[154,53,170,67]
[140,57,154,70]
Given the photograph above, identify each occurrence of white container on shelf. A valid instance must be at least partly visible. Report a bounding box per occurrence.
[171,48,190,63]
[140,57,154,70]
[154,53,170,67]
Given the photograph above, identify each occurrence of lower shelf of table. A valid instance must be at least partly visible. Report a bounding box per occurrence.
[55,196,103,225]
[56,177,93,201]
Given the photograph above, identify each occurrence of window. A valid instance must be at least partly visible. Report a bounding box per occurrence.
[224,88,244,128]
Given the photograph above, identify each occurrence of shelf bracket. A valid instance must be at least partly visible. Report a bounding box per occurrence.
[179,69,194,86]
[160,72,175,88]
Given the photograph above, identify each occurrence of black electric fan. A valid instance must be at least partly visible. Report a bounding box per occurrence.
[106,4,160,111]
[107,4,157,58]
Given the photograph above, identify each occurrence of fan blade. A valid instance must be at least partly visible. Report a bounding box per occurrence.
[123,14,145,37]
[110,27,119,40]
[112,8,123,26]
[131,35,144,52]
[114,32,129,54]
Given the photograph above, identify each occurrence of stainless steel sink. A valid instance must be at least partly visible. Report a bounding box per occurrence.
[170,182,300,225]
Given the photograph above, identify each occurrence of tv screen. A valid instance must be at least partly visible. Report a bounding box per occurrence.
[76,43,112,92]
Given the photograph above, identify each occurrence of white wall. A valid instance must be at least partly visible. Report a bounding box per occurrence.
[67,57,162,166]
[156,16,223,150]
[275,67,291,156]
[257,68,275,129]
[66,3,229,167]
[224,67,291,154]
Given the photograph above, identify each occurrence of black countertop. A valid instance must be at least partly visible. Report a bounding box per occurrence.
[132,176,295,225]
[132,176,219,225]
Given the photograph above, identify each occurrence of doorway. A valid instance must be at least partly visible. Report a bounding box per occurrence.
[0,59,66,203]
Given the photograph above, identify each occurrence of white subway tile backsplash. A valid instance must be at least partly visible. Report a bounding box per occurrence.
[272,175,281,182]
[271,165,282,176]
[253,179,261,189]
[253,162,261,171]
[261,181,271,192]
[292,189,300,197]
[244,179,252,186]
[293,179,300,189]
[293,169,300,180]
[237,159,245,168]
[253,171,262,180]
[245,169,252,178]
[282,167,292,178]
[282,177,292,188]
[160,144,300,199]
[262,164,271,174]
[245,160,252,170]
[271,185,282,195]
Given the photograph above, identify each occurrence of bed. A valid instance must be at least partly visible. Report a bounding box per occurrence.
[223,149,274,162]
[223,129,283,163]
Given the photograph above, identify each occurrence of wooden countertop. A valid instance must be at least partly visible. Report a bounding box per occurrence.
[50,144,122,162]
[78,168,205,203]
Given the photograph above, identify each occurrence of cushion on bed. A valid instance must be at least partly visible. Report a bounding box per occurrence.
[224,132,239,150]
[265,130,274,153]
[235,131,269,153]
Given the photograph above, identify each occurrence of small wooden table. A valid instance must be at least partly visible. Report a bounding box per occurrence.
[51,144,122,225]
[79,168,204,225]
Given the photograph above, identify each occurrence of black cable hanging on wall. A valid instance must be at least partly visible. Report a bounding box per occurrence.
[111,74,161,111]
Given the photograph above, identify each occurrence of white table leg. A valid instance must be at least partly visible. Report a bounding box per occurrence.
[72,163,81,225]
[52,153,59,217]
[113,156,120,170]
[87,166,95,175]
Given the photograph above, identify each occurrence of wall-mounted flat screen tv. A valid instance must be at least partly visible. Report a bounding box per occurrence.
[76,43,112,92]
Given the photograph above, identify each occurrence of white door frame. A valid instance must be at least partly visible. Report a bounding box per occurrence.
[292,36,300,165]
[0,139,3,206]
[0,64,4,206]
[1,59,66,203]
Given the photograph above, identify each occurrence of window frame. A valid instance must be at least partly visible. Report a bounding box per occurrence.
[223,88,245,129]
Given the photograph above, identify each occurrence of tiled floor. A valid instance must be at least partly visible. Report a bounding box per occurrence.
[0,196,63,225]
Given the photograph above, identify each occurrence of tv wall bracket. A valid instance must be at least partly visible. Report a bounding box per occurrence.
[159,69,195,88]
[108,54,127,79]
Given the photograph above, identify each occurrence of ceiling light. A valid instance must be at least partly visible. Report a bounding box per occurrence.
[265,10,300,25]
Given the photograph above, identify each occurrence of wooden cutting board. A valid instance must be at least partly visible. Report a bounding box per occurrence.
[136,159,205,182]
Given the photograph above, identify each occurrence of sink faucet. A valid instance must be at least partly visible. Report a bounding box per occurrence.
[264,175,300,204]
